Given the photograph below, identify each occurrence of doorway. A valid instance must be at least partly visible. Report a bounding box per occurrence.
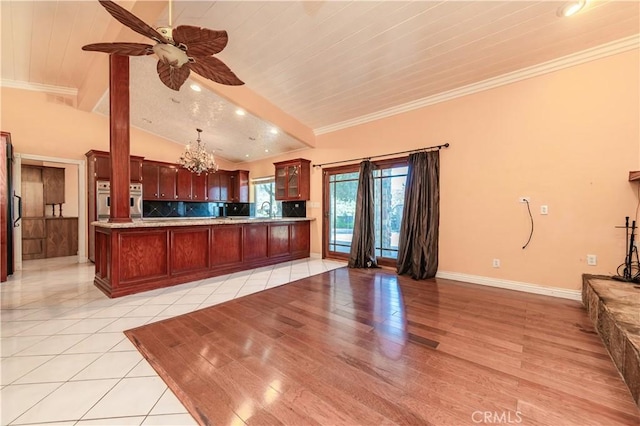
[12,153,87,270]
[322,158,408,267]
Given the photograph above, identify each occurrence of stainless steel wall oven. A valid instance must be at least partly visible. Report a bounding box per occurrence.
[96,181,142,220]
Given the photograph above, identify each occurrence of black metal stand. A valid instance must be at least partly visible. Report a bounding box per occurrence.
[613,216,640,283]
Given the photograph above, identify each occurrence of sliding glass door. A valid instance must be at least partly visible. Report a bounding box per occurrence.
[323,159,408,266]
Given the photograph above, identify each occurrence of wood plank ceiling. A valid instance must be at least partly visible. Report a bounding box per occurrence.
[1,1,639,162]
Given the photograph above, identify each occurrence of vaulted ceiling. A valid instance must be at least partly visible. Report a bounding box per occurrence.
[1,1,638,163]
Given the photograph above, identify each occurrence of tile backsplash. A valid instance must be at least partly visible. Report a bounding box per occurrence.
[225,203,251,217]
[142,201,302,218]
[143,201,225,218]
[282,201,306,218]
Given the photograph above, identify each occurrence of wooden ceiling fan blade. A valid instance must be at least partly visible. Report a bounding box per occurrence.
[157,59,191,91]
[98,0,166,44]
[82,42,154,56]
[172,26,228,57]
[190,56,244,86]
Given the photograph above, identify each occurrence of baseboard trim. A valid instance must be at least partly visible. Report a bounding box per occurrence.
[435,271,582,301]
[310,252,322,258]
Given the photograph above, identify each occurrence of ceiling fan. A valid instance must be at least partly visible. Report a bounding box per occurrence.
[82,0,243,91]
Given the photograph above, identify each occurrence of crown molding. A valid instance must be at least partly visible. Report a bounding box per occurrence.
[315,35,640,135]
[0,79,77,97]
[436,271,582,301]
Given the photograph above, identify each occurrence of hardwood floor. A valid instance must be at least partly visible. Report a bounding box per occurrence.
[125,267,639,425]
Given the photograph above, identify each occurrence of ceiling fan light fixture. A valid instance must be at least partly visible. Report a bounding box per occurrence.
[557,0,587,17]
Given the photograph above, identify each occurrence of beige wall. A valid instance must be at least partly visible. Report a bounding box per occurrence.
[246,49,640,291]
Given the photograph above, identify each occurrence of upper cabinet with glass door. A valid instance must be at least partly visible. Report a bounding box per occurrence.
[273,158,311,201]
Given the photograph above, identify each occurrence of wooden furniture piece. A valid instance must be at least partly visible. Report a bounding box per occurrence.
[230,170,249,202]
[142,161,178,200]
[177,168,208,201]
[45,217,78,257]
[21,165,45,260]
[629,171,640,181]
[1,132,10,281]
[86,150,144,182]
[93,218,311,297]
[20,166,77,260]
[274,158,310,200]
[43,167,65,206]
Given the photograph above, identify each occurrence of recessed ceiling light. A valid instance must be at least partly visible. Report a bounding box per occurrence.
[265,149,269,153]
[245,154,250,157]
[190,83,201,92]
[270,127,278,135]
[557,0,587,17]
[236,109,246,116]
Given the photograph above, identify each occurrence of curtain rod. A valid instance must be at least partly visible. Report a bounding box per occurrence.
[312,142,450,168]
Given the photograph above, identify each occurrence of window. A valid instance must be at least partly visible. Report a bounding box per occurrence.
[323,160,408,264]
[253,178,282,217]
[373,166,408,260]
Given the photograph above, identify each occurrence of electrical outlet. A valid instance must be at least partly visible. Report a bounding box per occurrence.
[519,197,530,203]
[540,205,548,215]
[586,254,597,266]
[492,259,500,268]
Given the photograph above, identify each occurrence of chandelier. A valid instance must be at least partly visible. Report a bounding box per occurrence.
[178,128,219,175]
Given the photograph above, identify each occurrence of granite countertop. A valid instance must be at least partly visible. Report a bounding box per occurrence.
[93,217,315,228]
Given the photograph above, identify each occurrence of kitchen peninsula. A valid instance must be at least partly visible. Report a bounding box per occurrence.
[93,217,311,298]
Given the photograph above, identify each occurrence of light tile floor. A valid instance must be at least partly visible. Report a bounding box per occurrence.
[1,255,346,425]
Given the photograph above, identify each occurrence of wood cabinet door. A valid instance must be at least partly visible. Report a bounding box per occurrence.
[243,224,268,260]
[207,172,221,201]
[171,228,210,274]
[275,166,286,200]
[43,167,65,205]
[176,168,192,200]
[290,221,310,255]
[130,159,143,183]
[211,225,242,266]
[219,172,231,202]
[46,218,78,258]
[269,223,290,257]
[142,164,159,199]
[94,155,110,180]
[237,170,249,202]
[192,172,207,201]
[158,165,177,200]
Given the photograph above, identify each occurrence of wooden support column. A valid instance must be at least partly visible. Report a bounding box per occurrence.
[108,54,132,223]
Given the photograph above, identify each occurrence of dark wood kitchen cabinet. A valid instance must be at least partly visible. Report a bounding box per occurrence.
[93,219,311,297]
[274,159,310,201]
[142,162,177,200]
[230,170,249,202]
[177,169,208,201]
[87,150,143,182]
[207,171,231,202]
